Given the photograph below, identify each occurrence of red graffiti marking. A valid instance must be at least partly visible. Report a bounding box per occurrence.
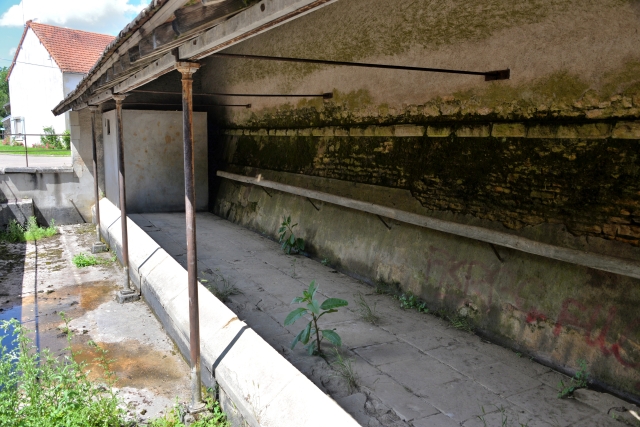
[554,299,640,369]
[526,310,547,324]
[422,246,640,371]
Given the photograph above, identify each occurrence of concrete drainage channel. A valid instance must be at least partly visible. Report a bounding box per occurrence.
[98,198,358,427]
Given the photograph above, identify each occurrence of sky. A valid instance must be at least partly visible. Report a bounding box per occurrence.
[0,0,152,69]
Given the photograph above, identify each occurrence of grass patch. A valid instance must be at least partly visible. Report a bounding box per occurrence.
[330,348,359,394]
[0,217,57,242]
[72,253,99,267]
[72,251,117,268]
[354,292,380,325]
[199,269,241,302]
[0,145,70,156]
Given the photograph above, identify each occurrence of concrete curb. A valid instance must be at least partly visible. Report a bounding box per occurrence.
[98,198,358,427]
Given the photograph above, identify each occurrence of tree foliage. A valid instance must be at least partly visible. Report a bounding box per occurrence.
[0,66,8,119]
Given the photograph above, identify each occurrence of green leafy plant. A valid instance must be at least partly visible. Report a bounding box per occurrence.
[40,126,63,149]
[0,216,57,242]
[558,359,589,398]
[354,292,379,325]
[278,215,304,255]
[285,280,348,355]
[321,258,329,266]
[61,130,71,150]
[331,348,358,393]
[396,292,428,313]
[72,252,115,268]
[73,253,99,267]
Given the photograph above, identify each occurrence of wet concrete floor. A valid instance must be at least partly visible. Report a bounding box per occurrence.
[0,223,190,423]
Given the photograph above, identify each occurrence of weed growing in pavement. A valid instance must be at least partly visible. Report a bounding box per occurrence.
[354,292,380,325]
[330,348,359,394]
[286,280,348,356]
[200,269,241,302]
[0,314,124,426]
[449,314,474,332]
[557,359,589,398]
[374,280,401,296]
[278,215,304,255]
[396,292,428,313]
[73,252,99,267]
[150,393,230,427]
[72,252,115,268]
[0,216,57,242]
[321,258,330,266]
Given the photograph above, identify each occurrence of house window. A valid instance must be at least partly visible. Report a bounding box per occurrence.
[11,117,24,140]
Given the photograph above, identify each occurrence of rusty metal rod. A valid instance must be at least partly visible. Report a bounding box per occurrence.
[213,52,511,81]
[122,102,251,108]
[4,133,71,137]
[24,135,28,167]
[177,62,206,413]
[114,95,133,294]
[90,106,101,243]
[131,89,333,98]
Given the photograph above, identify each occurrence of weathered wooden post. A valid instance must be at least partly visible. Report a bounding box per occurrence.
[113,94,139,304]
[176,62,206,413]
[89,106,107,253]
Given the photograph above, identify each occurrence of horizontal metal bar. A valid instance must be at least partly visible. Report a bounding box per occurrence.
[122,102,251,108]
[213,53,510,80]
[130,89,333,98]
[217,170,640,280]
[3,134,70,137]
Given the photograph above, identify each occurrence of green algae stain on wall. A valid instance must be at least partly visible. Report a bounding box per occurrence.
[213,0,629,86]
[227,65,640,130]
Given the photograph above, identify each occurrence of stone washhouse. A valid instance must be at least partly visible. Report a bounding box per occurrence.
[50,0,640,424]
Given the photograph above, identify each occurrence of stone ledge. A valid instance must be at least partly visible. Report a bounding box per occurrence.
[98,199,358,427]
[0,167,74,174]
[224,120,639,140]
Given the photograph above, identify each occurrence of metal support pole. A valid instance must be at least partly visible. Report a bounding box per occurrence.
[114,95,139,304]
[177,62,205,413]
[24,135,28,167]
[90,106,107,254]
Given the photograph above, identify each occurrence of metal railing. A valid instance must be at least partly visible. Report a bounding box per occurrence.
[1,133,71,168]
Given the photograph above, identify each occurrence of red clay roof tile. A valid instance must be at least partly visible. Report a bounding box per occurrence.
[27,22,114,74]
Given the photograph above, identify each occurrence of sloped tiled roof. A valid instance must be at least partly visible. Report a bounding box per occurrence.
[7,21,114,79]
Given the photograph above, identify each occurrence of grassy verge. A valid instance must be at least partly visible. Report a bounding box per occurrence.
[0,146,71,156]
[0,315,231,426]
[0,217,57,242]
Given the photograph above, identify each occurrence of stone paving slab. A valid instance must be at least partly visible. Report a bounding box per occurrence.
[132,212,640,427]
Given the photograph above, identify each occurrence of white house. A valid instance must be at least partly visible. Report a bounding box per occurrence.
[7,21,113,145]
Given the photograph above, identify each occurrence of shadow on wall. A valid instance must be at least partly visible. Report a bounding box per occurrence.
[1,172,87,226]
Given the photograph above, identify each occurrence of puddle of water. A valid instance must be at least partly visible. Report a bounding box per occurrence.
[0,305,22,355]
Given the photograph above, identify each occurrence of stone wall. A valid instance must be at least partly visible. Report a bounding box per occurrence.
[201,0,640,398]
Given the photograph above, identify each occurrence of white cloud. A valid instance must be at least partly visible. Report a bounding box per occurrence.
[9,47,16,56]
[0,0,151,34]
